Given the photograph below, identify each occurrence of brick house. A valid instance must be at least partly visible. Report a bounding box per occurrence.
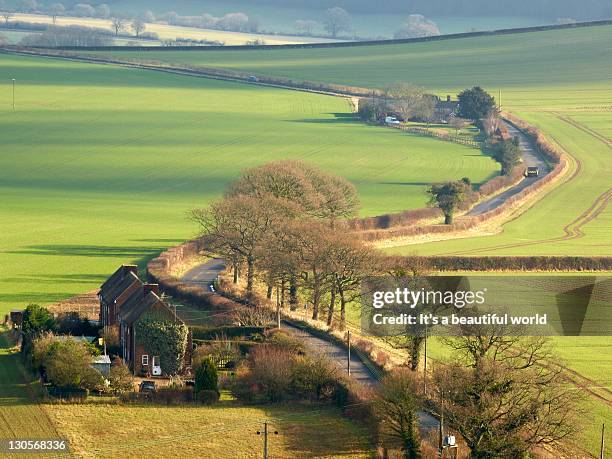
[98,265,142,327]
[99,267,192,376]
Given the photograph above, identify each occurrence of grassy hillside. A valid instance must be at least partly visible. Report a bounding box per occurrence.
[99,25,612,256]
[0,53,498,314]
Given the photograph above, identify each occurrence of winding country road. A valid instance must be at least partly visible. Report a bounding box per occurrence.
[467,121,550,216]
[181,260,440,431]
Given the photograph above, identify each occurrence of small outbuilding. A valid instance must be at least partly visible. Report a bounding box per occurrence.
[91,355,112,377]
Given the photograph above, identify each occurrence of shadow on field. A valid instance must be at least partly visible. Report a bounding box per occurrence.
[377,181,432,186]
[0,292,79,304]
[1,274,107,285]
[261,405,373,457]
[288,112,358,124]
[5,245,165,258]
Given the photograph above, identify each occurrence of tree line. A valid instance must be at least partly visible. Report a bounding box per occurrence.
[223,0,611,21]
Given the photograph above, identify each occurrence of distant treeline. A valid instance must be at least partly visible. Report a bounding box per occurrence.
[242,0,612,20]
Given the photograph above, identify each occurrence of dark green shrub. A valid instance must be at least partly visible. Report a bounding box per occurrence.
[195,357,219,396]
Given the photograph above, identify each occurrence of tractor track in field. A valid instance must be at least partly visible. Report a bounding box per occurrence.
[447,113,611,255]
[555,113,612,150]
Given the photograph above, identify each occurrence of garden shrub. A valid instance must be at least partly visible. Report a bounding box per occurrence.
[290,355,338,401]
[108,357,134,395]
[195,357,219,398]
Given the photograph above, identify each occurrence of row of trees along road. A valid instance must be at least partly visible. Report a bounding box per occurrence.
[190,160,385,327]
[188,161,580,457]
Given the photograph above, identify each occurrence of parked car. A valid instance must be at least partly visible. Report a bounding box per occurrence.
[385,116,400,125]
[525,166,539,177]
[139,380,156,393]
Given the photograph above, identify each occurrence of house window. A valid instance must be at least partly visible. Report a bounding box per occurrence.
[142,355,149,366]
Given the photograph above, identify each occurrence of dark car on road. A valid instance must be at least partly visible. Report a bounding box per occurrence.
[525,166,539,177]
[139,380,156,393]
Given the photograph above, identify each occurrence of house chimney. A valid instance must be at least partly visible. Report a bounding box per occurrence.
[122,264,138,276]
[447,95,451,102]
[143,284,159,297]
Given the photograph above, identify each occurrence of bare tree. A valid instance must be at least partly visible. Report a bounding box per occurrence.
[95,3,110,19]
[449,116,470,136]
[394,14,440,39]
[2,11,13,25]
[290,221,336,321]
[49,3,64,24]
[131,18,145,37]
[375,369,422,458]
[295,19,318,36]
[226,160,359,225]
[482,110,501,136]
[19,0,37,13]
[384,83,431,122]
[328,233,380,328]
[190,195,297,295]
[110,16,125,36]
[73,3,95,18]
[323,6,351,38]
[433,339,581,458]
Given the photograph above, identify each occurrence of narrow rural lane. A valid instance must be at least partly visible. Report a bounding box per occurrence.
[181,260,440,432]
[467,120,551,216]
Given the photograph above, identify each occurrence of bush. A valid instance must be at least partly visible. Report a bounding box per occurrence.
[290,355,338,401]
[195,357,219,398]
[43,338,104,392]
[197,389,220,405]
[108,358,134,394]
[56,312,99,337]
[231,346,295,403]
[265,329,305,355]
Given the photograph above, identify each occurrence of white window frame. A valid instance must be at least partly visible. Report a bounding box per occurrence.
[141,354,149,366]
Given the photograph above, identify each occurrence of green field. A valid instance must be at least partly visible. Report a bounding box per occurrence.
[98,25,612,256]
[0,53,498,314]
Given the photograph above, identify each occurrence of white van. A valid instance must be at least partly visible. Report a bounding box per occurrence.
[385,116,400,125]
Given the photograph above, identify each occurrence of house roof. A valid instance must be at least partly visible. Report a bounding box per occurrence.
[118,287,181,326]
[99,266,142,306]
[99,265,138,296]
[436,100,460,110]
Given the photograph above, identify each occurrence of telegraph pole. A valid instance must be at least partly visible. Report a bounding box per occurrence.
[601,423,606,459]
[347,330,351,375]
[423,321,428,396]
[257,422,278,459]
[438,388,444,458]
[12,78,16,110]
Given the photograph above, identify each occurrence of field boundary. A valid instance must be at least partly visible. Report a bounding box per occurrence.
[16,19,612,51]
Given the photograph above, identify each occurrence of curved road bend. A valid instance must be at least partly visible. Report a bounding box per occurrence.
[467,121,551,216]
[181,259,439,431]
